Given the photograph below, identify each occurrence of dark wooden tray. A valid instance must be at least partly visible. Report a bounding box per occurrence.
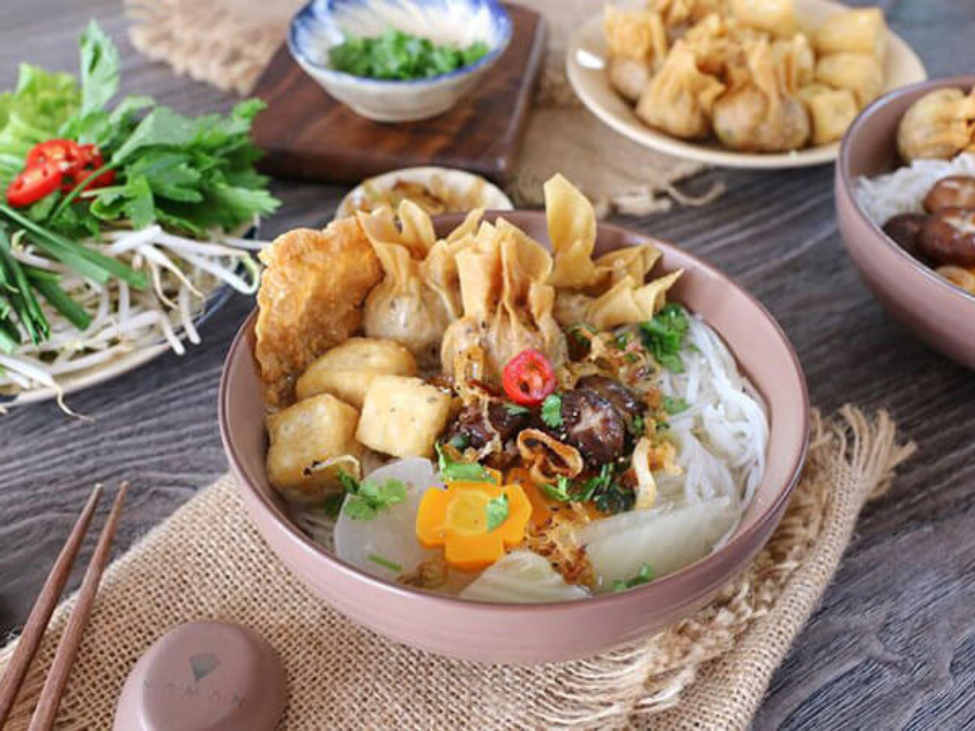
[251,5,546,185]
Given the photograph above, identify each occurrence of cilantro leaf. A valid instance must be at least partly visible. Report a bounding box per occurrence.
[435,442,493,483]
[485,493,509,532]
[612,564,654,592]
[504,402,531,416]
[662,396,689,415]
[78,19,119,117]
[332,470,408,521]
[640,304,690,373]
[540,393,563,428]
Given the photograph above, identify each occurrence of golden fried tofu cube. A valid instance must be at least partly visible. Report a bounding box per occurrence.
[815,52,883,109]
[295,337,418,409]
[799,85,859,144]
[356,375,451,458]
[814,8,887,64]
[266,394,362,503]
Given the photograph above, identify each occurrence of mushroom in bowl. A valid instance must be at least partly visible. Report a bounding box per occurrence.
[219,176,809,663]
[836,76,975,370]
[288,0,512,122]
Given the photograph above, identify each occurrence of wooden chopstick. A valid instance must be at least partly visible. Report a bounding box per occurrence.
[0,485,103,727]
[27,482,128,731]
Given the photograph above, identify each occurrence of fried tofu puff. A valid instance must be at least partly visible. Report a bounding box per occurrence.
[256,219,382,407]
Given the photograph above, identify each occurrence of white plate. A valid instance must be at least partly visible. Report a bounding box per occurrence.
[0,284,236,409]
[566,0,928,170]
[335,166,513,219]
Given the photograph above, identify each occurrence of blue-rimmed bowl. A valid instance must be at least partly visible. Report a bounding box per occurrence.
[288,0,513,122]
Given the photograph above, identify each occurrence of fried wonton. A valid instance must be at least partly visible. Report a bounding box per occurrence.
[636,41,726,140]
[359,202,478,368]
[256,219,382,408]
[441,218,567,381]
[712,39,810,152]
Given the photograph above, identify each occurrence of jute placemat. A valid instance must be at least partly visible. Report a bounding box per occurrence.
[0,407,914,729]
[122,0,719,215]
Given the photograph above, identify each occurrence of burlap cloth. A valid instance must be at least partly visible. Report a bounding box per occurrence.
[122,0,721,215]
[0,407,914,729]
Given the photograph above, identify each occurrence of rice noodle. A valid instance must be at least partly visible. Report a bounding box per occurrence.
[656,316,769,513]
[855,153,975,226]
[0,226,266,400]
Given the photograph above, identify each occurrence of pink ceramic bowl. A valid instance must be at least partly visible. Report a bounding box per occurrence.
[219,212,809,664]
[836,76,975,370]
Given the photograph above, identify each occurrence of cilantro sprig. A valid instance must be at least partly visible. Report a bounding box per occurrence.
[640,304,690,372]
[435,443,493,483]
[329,469,407,521]
[540,464,633,514]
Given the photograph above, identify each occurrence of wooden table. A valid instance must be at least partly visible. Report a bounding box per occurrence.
[2,1,974,728]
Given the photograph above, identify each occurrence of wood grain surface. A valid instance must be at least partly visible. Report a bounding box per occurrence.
[2,1,974,729]
[252,4,545,183]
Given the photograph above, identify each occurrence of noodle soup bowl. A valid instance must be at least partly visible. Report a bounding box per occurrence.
[220,212,810,664]
[836,76,975,370]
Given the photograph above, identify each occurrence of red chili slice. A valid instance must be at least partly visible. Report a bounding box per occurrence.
[502,349,557,406]
[7,161,63,207]
[26,139,86,171]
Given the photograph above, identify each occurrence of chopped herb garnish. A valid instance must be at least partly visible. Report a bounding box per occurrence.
[337,469,360,494]
[322,492,345,518]
[329,29,490,81]
[335,469,407,521]
[540,393,563,428]
[435,442,493,483]
[576,464,615,503]
[630,415,645,437]
[368,553,403,573]
[612,564,654,592]
[640,303,690,373]
[614,331,631,350]
[504,402,532,416]
[662,396,690,415]
[485,493,509,531]
[591,465,635,515]
[541,475,575,502]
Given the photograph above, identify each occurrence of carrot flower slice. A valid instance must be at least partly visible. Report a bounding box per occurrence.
[416,480,532,572]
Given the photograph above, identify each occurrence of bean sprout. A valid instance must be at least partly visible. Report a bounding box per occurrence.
[0,225,270,405]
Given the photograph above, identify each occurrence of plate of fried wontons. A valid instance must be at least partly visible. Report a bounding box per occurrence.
[567,0,927,169]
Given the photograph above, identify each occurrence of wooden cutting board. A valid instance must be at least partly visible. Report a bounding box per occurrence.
[251,5,546,185]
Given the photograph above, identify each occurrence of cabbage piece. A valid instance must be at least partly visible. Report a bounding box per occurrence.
[459,550,590,603]
[579,497,738,593]
[334,457,443,580]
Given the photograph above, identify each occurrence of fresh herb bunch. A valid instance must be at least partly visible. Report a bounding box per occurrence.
[640,303,690,372]
[0,21,278,352]
[329,29,490,81]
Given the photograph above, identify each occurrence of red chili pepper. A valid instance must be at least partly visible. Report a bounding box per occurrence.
[26,139,86,171]
[6,161,63,208]
[502,349,557,406]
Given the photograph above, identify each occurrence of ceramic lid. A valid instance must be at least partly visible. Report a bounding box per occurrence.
[114,620,286,730]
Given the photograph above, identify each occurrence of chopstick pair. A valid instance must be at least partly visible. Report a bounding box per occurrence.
[0,482,128,730]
